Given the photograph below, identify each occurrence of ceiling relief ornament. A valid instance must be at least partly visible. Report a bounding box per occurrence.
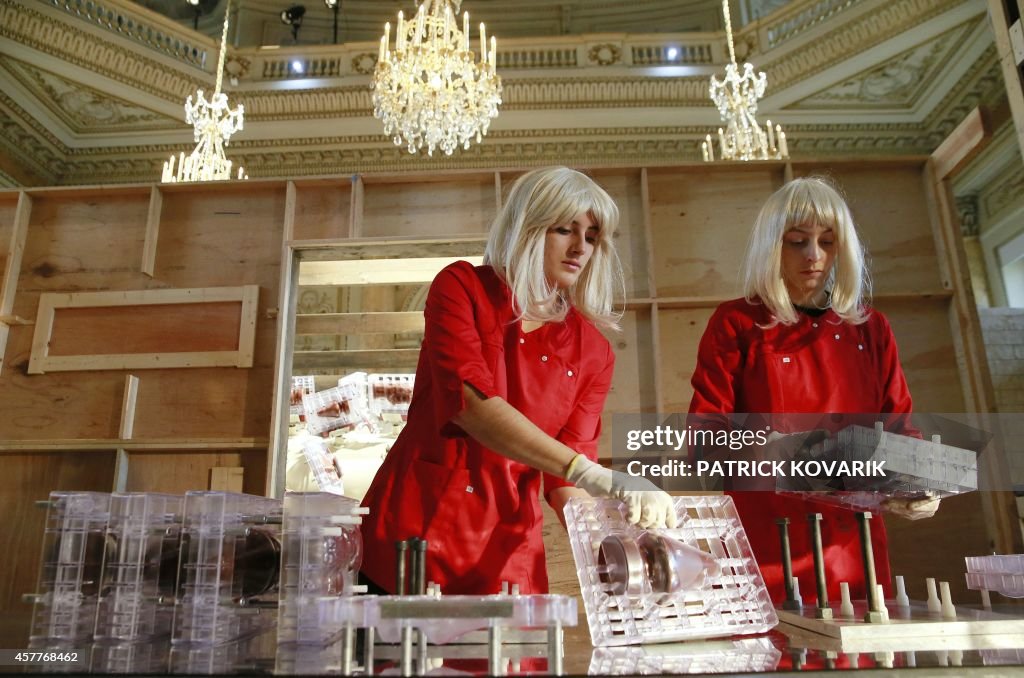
[790,21,974,109]
[588,43,622,66]
[762,0,972,91]
[1,58,173,133]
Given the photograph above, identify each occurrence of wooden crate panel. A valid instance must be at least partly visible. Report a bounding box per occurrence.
[648,166,784,298]
[793,162,945,295]
[0,362,127,439]
[19,193,150,293]
[598,308,657,459]
[875,298,965,412]
[155,185,285,287]
[590,169,649,298]
[361,176,494,237]
[0,195,16,263]
[0,451,116,648]
[131,367,276,439]
[48,302,242,355]
[126,450,267,495]
[292,180,351,240]
[655,306,718,412]
[28,287,258,373]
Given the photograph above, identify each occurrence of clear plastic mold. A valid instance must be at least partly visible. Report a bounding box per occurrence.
[276,492,365,646]
[171,491,283,646]
[28,492,113,645]
[93,493,184,643]
[779,424,977,512]
[965,555,1024,598]
[565,495,777,646]
[588,636,782,674]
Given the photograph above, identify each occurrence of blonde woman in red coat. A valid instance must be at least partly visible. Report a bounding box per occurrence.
[361,167,676,595]
[688,177,939,605]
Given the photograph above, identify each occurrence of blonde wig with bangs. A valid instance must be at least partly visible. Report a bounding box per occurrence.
[483,167,624,330]
[742,177,870,326]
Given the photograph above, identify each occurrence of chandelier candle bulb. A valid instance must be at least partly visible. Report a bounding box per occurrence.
[766,120,775,151]
[480,22,487,64]
[779,129,788,157]
[397,12,404,51]
[464,12,469,50]
[702,141,709,162]
[416,7,425,41]
[490,36,497,67]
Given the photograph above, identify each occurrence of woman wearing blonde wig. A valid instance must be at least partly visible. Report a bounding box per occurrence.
[361,167,675,595]
[688,177,938,605]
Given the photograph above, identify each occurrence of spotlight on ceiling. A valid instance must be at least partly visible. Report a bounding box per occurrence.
[666,47,679,60]
[324,0,341,44]
[185,0,201,30]
[280,4,306,42]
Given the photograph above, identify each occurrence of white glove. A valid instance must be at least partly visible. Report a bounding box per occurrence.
[566,455,678,529]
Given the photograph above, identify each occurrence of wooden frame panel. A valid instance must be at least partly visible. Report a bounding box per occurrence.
[648,165,785,299]
[27,285,259,373]
[360,173,495,238]
[0,193,31,375]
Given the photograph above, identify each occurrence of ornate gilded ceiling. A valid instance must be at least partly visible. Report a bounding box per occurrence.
[0,0,1007,187]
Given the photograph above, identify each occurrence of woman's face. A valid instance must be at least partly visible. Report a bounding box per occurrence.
[780,222,836,306]
[544,211,598,289]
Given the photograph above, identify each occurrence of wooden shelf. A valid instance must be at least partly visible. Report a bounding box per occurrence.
[0,438,269,453]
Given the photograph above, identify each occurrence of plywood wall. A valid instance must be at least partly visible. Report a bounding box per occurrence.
[0,159,1007,647]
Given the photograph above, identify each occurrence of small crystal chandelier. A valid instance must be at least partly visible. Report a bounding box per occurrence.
[372,0,502,156]
[162,0,246,182]
[702,0,787,162]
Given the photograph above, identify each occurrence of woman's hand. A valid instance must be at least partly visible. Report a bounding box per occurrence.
[566,455,678,529]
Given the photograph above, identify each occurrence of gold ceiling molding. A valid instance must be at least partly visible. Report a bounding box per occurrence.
[922,45,1001,133]
[981,163,1024,224]
[46,122,949,186]
[0,0,206,103]
[0,0,975,126]
[1,57,174,133]
[790,20,975,109]
[762,0,973,91]
[0,93,67,183]
[241,77,712,122]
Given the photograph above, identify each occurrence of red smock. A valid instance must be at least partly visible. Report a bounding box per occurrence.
[359,261,614,594]
[688,297,916,605]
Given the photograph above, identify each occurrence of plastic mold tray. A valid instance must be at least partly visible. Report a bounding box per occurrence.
[779,424,977,513]
[93,493,184,643]
[368,373,414,416]
[171,491,283,646]
[588,637,782,674]
[965,555,1024,598]
[28,492,113,645]
[565,495,777,646]
[304,593,577,646]
[276,492,365,646]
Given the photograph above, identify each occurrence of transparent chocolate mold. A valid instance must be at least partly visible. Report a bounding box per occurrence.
[598,531,722,604]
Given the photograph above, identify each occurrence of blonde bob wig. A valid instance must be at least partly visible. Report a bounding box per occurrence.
[483,167,624,330]
[742,177,870,326]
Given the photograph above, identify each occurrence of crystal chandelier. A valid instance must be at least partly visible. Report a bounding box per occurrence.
[372,0,502,156]
[162,1,246,182]
[702,0,787,162]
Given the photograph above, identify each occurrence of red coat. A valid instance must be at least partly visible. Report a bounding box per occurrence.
[688,298,916,605]
[360,261,614,594]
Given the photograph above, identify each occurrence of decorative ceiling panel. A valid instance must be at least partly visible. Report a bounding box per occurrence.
[0,57,178,134]
[789,19,977,109]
